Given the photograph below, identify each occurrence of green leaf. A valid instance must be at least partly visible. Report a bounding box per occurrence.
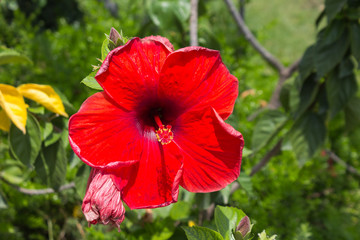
[344,97,360,131]
[9,113,42,167]
[290,75,320,119]
[326,58,358,118]
[42,140,67,190]
[238,172,253,196]
[101,38,110,60]
[287,113,326,165]
[147,0,190,30]
[258,230,277,240]
[298,45,315,84]
[44,130,62,147]
[81,71,103,90]
[251,110,288,152]
[34,152,50,185]
[325,0,346,22]
[314,21,350,78]
[183,226,224,240]
[170,201,191,220]
[350,22,360,65]
[0,191,7,209]
[0,48,32,65]
[75,164,91,198]
[215,206,246,240]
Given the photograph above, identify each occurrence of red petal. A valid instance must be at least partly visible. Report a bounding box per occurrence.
[142,35,174,52]
[174,107,244,192]
[159,47,238,120]
[68,92,141,169]
[112,140,183,209]
[96,37,172,111]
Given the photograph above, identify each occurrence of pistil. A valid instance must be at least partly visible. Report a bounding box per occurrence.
[154,115,174,145]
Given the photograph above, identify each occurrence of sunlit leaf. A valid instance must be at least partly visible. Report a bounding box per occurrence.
[183,226,224,240]
[0,84,27,134]
[215,206,246,240]
[0,47,32,65]
[0,191,7,209]
[81,71,103,90]
[101,37,110,60]
[17,84,68,117]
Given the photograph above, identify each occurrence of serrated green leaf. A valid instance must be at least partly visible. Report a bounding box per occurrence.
[350,22,360,65]
[314,21,349,78]
[183,226,224,240]
[287,113,326,165]
[345,97,360,131]
[170,201,191,220]
[42,140,67,190]
[9,113,42,167]
[0,48,32,65]
[75,164,91,198]
[326,59,358,118]
[325,0,346,22]
[215,206,246,240]
[81,71,103,90]
[251,110,288,152]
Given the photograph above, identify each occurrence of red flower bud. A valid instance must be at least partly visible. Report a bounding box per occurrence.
[82,169,125,230]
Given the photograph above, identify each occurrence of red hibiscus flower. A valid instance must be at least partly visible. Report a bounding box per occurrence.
[69,36,244,214]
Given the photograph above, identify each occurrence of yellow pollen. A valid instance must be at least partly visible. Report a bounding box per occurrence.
[155,125,174,145]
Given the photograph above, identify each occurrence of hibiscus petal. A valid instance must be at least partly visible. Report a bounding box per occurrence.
[95,37,172,111]
[68,92,141,169]
[174,107,244,192]
[159,47,238,120]
[112,139,183,209]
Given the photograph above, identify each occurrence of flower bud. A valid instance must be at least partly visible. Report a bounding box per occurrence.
[82,169,125,230]
[236,216,251,237]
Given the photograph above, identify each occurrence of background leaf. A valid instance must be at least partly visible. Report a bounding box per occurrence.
[0,47,32,65]
[183,226,224,240]
[286,113,326,165]
[251,110,287,152]
[9,113,42,167]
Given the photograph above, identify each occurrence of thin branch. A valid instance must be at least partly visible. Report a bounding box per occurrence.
[223,0,284,71]
[1,177,75,195]
[325,150,360,177]
[250,139,282,176]
[190,0,199,46]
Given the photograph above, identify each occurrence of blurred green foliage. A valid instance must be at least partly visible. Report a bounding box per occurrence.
[1,0,360,239]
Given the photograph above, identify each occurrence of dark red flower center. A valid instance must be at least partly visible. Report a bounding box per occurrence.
[135,98,181,144]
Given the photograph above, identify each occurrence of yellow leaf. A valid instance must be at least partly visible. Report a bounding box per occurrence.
[17,84,68,117]
[0,109,11,132]
[0,84,27,134]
